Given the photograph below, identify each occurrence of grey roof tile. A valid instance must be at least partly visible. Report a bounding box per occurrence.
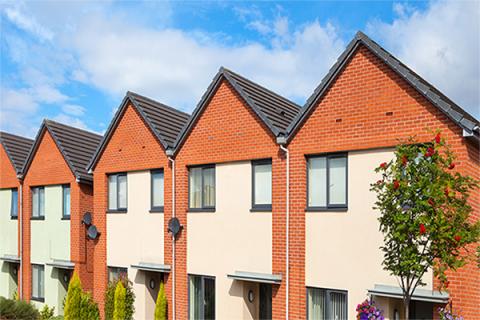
[0,132,34,175]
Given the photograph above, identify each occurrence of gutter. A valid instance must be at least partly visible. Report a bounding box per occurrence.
[166,148,176,320]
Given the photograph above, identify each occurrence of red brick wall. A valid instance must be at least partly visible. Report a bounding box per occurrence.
[92,103,171,316]
[288,44,479,319]
[21,130,94,300]
[173,79,287,320]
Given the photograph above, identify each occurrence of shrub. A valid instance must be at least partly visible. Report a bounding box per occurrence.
[40,304,55,320]
[0,296,40,320]
[79,292,100,320]
[105,275,135,320]
[113,282,126,320]
[63,272,99,320]
[154,282,167,320]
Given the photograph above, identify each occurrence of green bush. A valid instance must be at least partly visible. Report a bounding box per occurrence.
[79,292,99,320]
[40,304,55,320]
[113,282,126,320]
[63,272,99,320]
[105,275,135,320]
[154,282,167,320]
[0,296,40,320]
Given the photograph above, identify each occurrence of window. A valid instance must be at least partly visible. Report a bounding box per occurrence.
[151,170,164,211]
[31,264,45,301]
[307,154,347,210]
[62,185,70,219]
[189,165,215,211]
[108,173,127,211]
[252,160,272,210]
[10,188,18,219]
[32,187,45,218]
[108,266,128,283]
[307,288,347,320]
[189,275,215,320]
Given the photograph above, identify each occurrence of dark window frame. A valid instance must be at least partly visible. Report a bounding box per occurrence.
[31,186,45,220]
[150,169,165,213]
[62,184,71,220]
[306,286,348,320]
[31,264,45,302]
[306,153,348,211]
[251,159,272,211]
[10,188,18,219]
[188,274,216,320]
[188,164,216,212]
[107,266,128,283]
[107,173,128,213]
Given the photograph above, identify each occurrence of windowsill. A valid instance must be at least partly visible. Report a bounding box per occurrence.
[305,207,348,212]
[150,207,164,213]
[61,216,71,220]
[31,297,45,302]
[188,208,215,213]
[31,216,45,220]
[250,205,272,212]
[107,209,127,214]
[10,216,18,220]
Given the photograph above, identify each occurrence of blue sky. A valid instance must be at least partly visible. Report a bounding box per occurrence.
[0,0,478,137]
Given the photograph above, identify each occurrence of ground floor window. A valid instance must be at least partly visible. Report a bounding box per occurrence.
[189,274,215,320]
[31,264,45,301]
[307,287,347,320]
[108,266,128,283]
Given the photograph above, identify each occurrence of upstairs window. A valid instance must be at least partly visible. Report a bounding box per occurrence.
[62,185,70,219]
[108,173,127,212]
[252,159,272,210]
[189,165,215,211]
[10,188,18,219]
[307,154,347,210]
[151,170,164,211]
[32,187,45,218]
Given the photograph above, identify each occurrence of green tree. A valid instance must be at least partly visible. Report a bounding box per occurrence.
[371,132,480,319]
[113,281,126,320]
[154,282,167,320]
[64,273,82,320]
[105,275,135,320]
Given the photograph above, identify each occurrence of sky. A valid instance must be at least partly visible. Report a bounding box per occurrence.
[0,0,479,137]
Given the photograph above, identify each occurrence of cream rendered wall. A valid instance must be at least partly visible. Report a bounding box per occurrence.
[107,170,164,320]
[30,185,70,313]
[0,189,18,298]
[188,161,272,320]
[305,149,433,320]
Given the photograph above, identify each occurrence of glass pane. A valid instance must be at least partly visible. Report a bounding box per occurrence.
[189,276,202,319]
[108,175,117,210]
[39,266,45,299]
[203,167,215,208]
[330,292,347,320]
[308,158,327,207]
[118,175,127,209]
[189,168,202,209]
[204,277,215,320]
[11,189,18,217]
[308,288,326,320]
[32,188,39,217]
[63,186,70,217]
[32,266,38,298]
[39,188,45,217]
[329,157,347,205]
[254,163,272,206]
[152,172,164,207]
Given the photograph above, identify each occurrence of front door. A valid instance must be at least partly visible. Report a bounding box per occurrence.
[259,284,272,320]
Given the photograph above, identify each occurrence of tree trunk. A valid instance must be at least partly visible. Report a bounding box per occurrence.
[404,297,410,320]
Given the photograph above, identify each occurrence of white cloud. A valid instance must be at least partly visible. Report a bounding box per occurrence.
[62,104,86,116]
[51,113,88,130]
[4,6,54,41]
[368,0,480,117]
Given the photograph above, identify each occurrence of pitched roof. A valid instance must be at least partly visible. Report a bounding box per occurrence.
[0,132,34,175]
[173,67,301,152]
[22,120,102,183]
[286,31,480,141]
[87,91,190,171]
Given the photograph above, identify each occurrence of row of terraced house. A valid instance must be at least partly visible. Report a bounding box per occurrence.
[1,32,479,320]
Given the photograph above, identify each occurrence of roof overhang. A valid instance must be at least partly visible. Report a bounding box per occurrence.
[227,271,282,284]
[0,255,20,264]
[368,284,449,304]
[131,262,171,273]
[46,260,75,270]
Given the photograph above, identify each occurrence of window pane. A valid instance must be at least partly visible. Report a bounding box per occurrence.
[189,275,202,319]
[204,277,215,320]
[39,188,45,217]
[307,288,326,320]
[189,168,202,209]
[63,186,70,217]
[11,189,18,217]
[308,158,327,207]
[254,163,272,206]
[108,175,117,210]
[118,175,127,209]
[203,168,215,208]
[152,172,164,207]
[329,157,347,205]
[32,266,39,298]
[32,188,39,217]
[330,292,347,320]
[39,266,45,299]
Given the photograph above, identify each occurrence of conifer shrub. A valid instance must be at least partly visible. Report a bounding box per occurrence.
[154,282,167,320]
[113,282,126,320]
[105,274,135,320]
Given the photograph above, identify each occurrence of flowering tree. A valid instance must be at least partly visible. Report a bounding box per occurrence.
[370,132,480,319]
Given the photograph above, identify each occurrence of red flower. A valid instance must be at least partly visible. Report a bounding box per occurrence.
[425,147,435,157]
[402,155,408,166]
[435,133,441,144]
[380,162,387,169]
[449,163,455,170]
[428,198,435,207]
[393,180,400,190]
[454,235,461,242]
[444,187,450,197]
[419,223,426,235]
